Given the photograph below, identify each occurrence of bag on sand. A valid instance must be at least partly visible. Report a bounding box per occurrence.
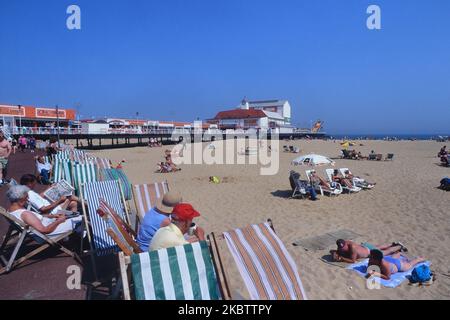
[409,265,432,284]
[440,177,450,191]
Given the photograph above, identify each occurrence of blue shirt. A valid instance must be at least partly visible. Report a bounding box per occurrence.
[136,207,169,251]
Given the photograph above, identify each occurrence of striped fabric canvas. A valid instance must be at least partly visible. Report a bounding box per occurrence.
[83,180,127,255]
[99,168,132,200]
[223,222,307,300]
[73,163,97,193]
[52,159,71,183]
[131,241,220,300]
[133,182,169,220]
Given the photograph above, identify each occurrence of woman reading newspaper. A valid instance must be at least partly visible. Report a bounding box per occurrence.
[20,174,80,216]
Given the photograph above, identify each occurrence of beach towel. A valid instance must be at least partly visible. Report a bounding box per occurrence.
[347,258,431,288]
[224,222,307,300]
[131,241,220,300]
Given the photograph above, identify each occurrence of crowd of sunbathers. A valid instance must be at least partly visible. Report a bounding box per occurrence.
[342,149,393,161]
[156,149,181,173]
[330,239,426,280]
[291,167,375,200]
[148,137,162,148]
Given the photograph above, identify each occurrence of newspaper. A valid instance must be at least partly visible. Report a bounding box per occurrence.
[43,179,75,203]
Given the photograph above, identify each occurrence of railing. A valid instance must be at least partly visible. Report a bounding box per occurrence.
[2,125,316,136]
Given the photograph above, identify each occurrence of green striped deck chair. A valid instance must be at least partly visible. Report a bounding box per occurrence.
[222,220,307,300]
[99,168,132,200]
[119,241,225,300]
[52,159,72,185]
[73,162,98,194]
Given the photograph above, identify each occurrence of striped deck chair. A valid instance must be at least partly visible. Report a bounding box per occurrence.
[73,162,97,194]
[220,220,307,300]
[119,241,226,300]
[0,206,81,274]
[52,159,72,185]
[99,168,132,200]
[81,180,131,256]
[97,200,141,256]
[94,158,112,169]
[132,181,169,221]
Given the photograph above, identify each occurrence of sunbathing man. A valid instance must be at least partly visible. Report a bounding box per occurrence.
[35,156,52,185]
[332,169,353,189]
[310,170,334,191]
[331,239,406,263]
[367,249,426,280]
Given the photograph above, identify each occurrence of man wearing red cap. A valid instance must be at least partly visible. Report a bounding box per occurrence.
[149,203,205,251]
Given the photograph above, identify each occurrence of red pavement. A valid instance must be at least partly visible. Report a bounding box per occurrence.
[0,150,87,299]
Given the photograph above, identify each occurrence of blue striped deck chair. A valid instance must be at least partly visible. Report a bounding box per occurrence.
[132,181,169,221]
[99,168,132,201]
[119,241,227,300]
[81,180,131,256]
[73,162,97,194]
[221,220,307,300]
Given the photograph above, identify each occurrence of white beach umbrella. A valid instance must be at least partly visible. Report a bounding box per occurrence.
[291,154,335,166]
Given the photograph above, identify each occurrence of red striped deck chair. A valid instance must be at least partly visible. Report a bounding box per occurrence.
[213,219,307,300]
[132,181,169,222]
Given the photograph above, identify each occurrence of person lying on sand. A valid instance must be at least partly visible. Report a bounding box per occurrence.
[367,249,426,280]
[331,239,407,263]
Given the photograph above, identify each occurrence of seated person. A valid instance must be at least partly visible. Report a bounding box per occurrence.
[136,191,182,251]
[35,156,52,185]
[165,154,181,171]
[332,169,354,189]
[20,174,79,215]
[367,249,426,280]
[331,239,405,263]
[6,185,83,236]
[344,170,375,187]
[310,170,334,191]
[149,203,205,251]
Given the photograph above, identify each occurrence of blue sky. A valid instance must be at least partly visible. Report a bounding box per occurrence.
[0,0,449,134]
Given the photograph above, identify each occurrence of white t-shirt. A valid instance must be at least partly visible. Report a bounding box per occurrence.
[36,161,52,173]
[28,190,62,215]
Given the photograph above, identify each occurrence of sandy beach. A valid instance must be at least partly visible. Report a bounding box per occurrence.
[87,139,450,300]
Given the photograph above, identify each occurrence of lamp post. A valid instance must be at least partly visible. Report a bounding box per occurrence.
[18,104,22,134]
[56,105,61,148]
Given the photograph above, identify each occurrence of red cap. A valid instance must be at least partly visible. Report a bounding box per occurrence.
[172,203,200,221]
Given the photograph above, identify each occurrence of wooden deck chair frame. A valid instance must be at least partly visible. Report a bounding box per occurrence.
[0,207,81,274]
[97,200,141,257]
[118,234,233,300]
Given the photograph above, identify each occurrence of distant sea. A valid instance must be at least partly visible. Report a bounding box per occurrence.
[329,134,449,141]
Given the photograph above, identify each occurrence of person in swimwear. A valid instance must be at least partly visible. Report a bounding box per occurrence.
[331,239,406,263]
[367,249,426,280]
